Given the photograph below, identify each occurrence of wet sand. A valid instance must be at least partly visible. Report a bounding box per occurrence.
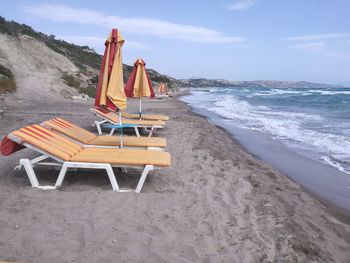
[0,94,350,262]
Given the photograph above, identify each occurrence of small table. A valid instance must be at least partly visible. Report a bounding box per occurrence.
[102,123,138,136]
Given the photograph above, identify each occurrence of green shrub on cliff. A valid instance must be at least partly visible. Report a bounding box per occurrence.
[61,72,81,89]
[61,72,96,98]
[0,64,16,94]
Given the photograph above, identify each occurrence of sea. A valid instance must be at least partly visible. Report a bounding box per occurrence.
[181,86,350,211]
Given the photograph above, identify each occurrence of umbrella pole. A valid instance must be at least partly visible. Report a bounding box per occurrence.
[139,97,142,119]
[118,110,123,148]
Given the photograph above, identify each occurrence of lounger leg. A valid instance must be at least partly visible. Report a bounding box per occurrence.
[95,121,103,135]
[135,165,153,193]
[94,120,108,135]
[20,159,39,187]
[18,159,57,190]
[134,127,140,137]
[55,162,121,191]
[109,128,116,136]
[55,162,69,188]
[148,127,155,137]
[105,165,122,191]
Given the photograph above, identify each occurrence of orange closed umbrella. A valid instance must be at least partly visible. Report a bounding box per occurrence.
[124,58,154,118]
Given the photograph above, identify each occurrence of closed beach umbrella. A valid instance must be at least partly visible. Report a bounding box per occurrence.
[95,29,126,112]
[124,58,154,119]
[94,29,126,146]
[159,83,167,93]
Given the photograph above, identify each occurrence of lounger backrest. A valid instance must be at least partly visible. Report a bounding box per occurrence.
[44,118,97,144]
[94,108,119,123]
[121,112,133,119]
[11,125,83,161]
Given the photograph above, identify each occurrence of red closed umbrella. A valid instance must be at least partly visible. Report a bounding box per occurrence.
[95,28,126,112]
[94,29,127,146]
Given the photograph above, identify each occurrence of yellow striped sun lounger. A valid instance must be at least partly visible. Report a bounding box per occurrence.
[90,108,166,137]
[4,124,171,192]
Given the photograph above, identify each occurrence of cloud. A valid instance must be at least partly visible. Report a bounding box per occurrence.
[281,33,347,41]
[127,41,154,51]
[288,42,349,58]
[288,42,326,52]
[57,35,152,53]
[227,0,256,11]
[22,3,246,44]
[282,33,350,58]
[57,36,105,48]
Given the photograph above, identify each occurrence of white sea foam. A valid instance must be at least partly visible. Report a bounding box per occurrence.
[246,88,350,97]
[322,155,350,174]
[320,91,350,95]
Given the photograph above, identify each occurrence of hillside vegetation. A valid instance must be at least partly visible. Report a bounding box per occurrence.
[0,16,101,71]
[0,16,176,97]
[0,64,16,94]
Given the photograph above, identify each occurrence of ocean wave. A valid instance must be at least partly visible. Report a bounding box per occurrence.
[322,155,350,175]
[210,94,324,122]
[209,88,219,93]
[320,91,350,95]
[190,93,350,173]
[182,90,350,174]
[246,88,350,98]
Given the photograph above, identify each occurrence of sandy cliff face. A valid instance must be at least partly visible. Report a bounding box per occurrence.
[0,33,80,100]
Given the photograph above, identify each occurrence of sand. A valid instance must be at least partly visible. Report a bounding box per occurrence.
[0,94,350,262]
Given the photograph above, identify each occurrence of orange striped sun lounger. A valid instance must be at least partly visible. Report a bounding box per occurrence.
[42,118,167,150]
[90,108,166,137]
[122,111,169,122]
[3,124,171,192]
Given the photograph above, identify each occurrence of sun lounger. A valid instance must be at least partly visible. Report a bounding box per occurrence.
[3,124,171,192]
[90,108,166,137]
[155,94,169,100]
[122,112,169,121]
[42,118,166,150]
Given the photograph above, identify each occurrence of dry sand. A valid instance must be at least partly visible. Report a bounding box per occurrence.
[0,94,350,262]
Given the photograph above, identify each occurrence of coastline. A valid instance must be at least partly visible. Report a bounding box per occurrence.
[178,92,350,223]
[0,94,350,262]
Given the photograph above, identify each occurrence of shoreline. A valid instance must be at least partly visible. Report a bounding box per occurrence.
[0,94,350,261]
[177,91,350,223]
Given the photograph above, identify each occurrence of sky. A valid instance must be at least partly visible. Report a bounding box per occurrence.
[1,0,350,84]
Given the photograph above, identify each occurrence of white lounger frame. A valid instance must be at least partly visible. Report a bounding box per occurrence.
[90,109,163,137]
[9,135,156,193]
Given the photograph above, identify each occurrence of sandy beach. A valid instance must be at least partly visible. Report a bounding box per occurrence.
[0,94,350,262]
